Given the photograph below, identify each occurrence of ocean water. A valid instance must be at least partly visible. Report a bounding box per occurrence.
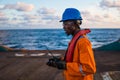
[0,29,120,50]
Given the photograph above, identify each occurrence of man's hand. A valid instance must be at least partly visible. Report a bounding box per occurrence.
[46,57,59,67]
[46,57,66,70]
[56,60,66,70]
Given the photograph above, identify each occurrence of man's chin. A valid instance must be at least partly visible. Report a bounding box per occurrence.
[66,33,70,36]
[64,31,70,36]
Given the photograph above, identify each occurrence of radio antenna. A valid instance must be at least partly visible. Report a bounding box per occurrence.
[44,45,55,58]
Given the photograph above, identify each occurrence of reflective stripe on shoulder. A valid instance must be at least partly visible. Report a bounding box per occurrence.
[79,64,86,76]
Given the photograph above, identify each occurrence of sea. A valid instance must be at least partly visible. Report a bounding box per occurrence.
[0,29,120,50]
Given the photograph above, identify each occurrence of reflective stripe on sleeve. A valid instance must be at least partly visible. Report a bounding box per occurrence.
[79,64,86,76]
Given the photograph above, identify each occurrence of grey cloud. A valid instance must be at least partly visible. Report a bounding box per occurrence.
[37,7,56,14]
[103,14,111,18]
[42,14,59,20]
[81,11,91,15]
[0,12,9,22]
[3,2,34,12]
[0,11,4,16]
[100,0,120,9]
[37,7,60,21]
[0,17,9,21]
[21,14,42,24]
[81,10,105,22]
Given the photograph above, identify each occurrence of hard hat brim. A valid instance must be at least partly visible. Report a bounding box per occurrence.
[59,19,82,22]
[59,20,63,22]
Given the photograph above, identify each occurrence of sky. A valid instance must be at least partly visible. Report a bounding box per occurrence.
[0,0,120,29]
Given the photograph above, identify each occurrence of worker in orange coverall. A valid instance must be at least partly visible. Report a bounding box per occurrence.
[47,8,96,80]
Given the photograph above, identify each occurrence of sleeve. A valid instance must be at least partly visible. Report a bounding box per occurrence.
[78,38,96,75]
[66,38,96,76]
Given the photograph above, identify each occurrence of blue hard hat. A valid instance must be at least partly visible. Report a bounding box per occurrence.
[60,8,83,22]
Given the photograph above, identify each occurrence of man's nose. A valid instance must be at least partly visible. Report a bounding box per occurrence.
[63,26,67,30]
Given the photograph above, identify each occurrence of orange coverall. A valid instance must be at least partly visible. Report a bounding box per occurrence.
[63,36,96,80]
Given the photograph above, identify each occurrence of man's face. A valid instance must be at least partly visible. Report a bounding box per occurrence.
[63,21,74,36]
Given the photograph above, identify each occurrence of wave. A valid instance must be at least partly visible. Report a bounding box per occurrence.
[96,39,120,51]
[0,39,120,51]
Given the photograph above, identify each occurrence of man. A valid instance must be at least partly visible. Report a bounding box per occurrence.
[47,8,96,80]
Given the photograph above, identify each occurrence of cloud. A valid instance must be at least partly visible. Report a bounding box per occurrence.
[0,17,8,22]
[37,7,56,14]
[0,12,4,16]
[80,9,120,28]
[37,7,60,20]
[22,14,41,21]
[3,2,34,12]
[100,0,120,11]
[0,7,60,29]
[81,10,102,22]
[0,12,9,22]
[42,14,60,20]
